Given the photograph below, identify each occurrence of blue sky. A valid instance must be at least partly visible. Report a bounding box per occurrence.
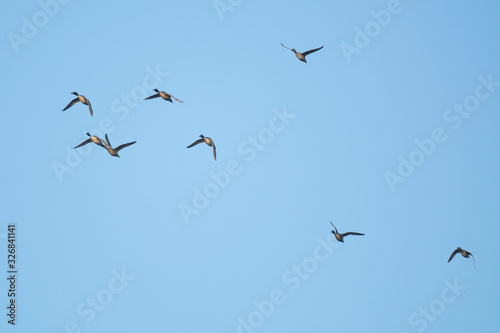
[1,0,499,332]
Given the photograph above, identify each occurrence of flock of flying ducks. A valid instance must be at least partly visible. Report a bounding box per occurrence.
[62,43,475,268]
[62,89,215,159]
[62,44,326,159]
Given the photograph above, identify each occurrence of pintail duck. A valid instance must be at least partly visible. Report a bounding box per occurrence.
[448,247,475,268]
[144,89,183,103]
[187,135,216,161]
[101,133,136,157]
[281,43,324,63]
[63,92,93,116]
[330,222,364,243]
[73,132,105,149]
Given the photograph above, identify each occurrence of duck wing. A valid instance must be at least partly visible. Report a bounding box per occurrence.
[144,93,160,100]
[342,232,364,237]
[88,101,93,117]
[280,43,293,51]
[62,97,80,111]
[73,138,92,149]
[170,94,183,103]
[448,248,461,262]
[187,138,205,148]
[466,251,476,269]
[114,141,136,153]
[104,133,112,147]
[302,45,324,56]
[329,221,338,234]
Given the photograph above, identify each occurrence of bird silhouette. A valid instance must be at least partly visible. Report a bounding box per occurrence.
[101,133,136,158]
[448,247,475,269]
[281,43,324,63]
[144,89,183,103]
[330,222,364,243]
[187,135,216,161]
[73,132,105,149]
[63,92,93,116]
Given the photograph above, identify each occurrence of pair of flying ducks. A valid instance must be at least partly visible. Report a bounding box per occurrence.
[62,89,182,117]
[328,222,475,268]
[74,133,136,157]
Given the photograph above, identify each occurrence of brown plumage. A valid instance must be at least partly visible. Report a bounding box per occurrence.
[448,247,475,269]
[144,89,183,103]
[187,135,216,161]
[73,132,105,149]
[281,43,324,63]
[63,92,93,116]
[330,222,364,243]
[101,133,136,158]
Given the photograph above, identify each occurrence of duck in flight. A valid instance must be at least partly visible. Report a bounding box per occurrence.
[73,132,105,149]
[448,247,475,269]
[187,135,216,161]
[62,92,93,117]
[144,89,183,103]
[330,222,364,243]
[101,133,136,157]
[281,43,324,63]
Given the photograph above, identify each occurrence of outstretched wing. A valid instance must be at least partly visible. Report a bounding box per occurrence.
[73,138,92,149]
[144,93,160,100]
[329,221,338,234]
[212,143,217,161]
[302,45,324,56]
[88,101,93,117]
[63,97,80,111]
[187,138,205,148]
[114,141,136,153]
[281,43,293,51]
[467,252,476,269]
[342,232,364,237]
[448,248,461,262]
[170,94,184,103]
[105,133,112,147]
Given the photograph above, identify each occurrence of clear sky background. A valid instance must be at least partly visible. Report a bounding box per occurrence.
[1,0,499,332]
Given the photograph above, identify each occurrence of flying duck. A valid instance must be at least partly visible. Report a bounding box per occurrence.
[63,92,93,116]
[101,133,136,157]
[448,247,475,269]
[73,132,105,149]
[330,222,364,243]
[144,89,183,103]
[187,135,216,161]
[281,43,324,63]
